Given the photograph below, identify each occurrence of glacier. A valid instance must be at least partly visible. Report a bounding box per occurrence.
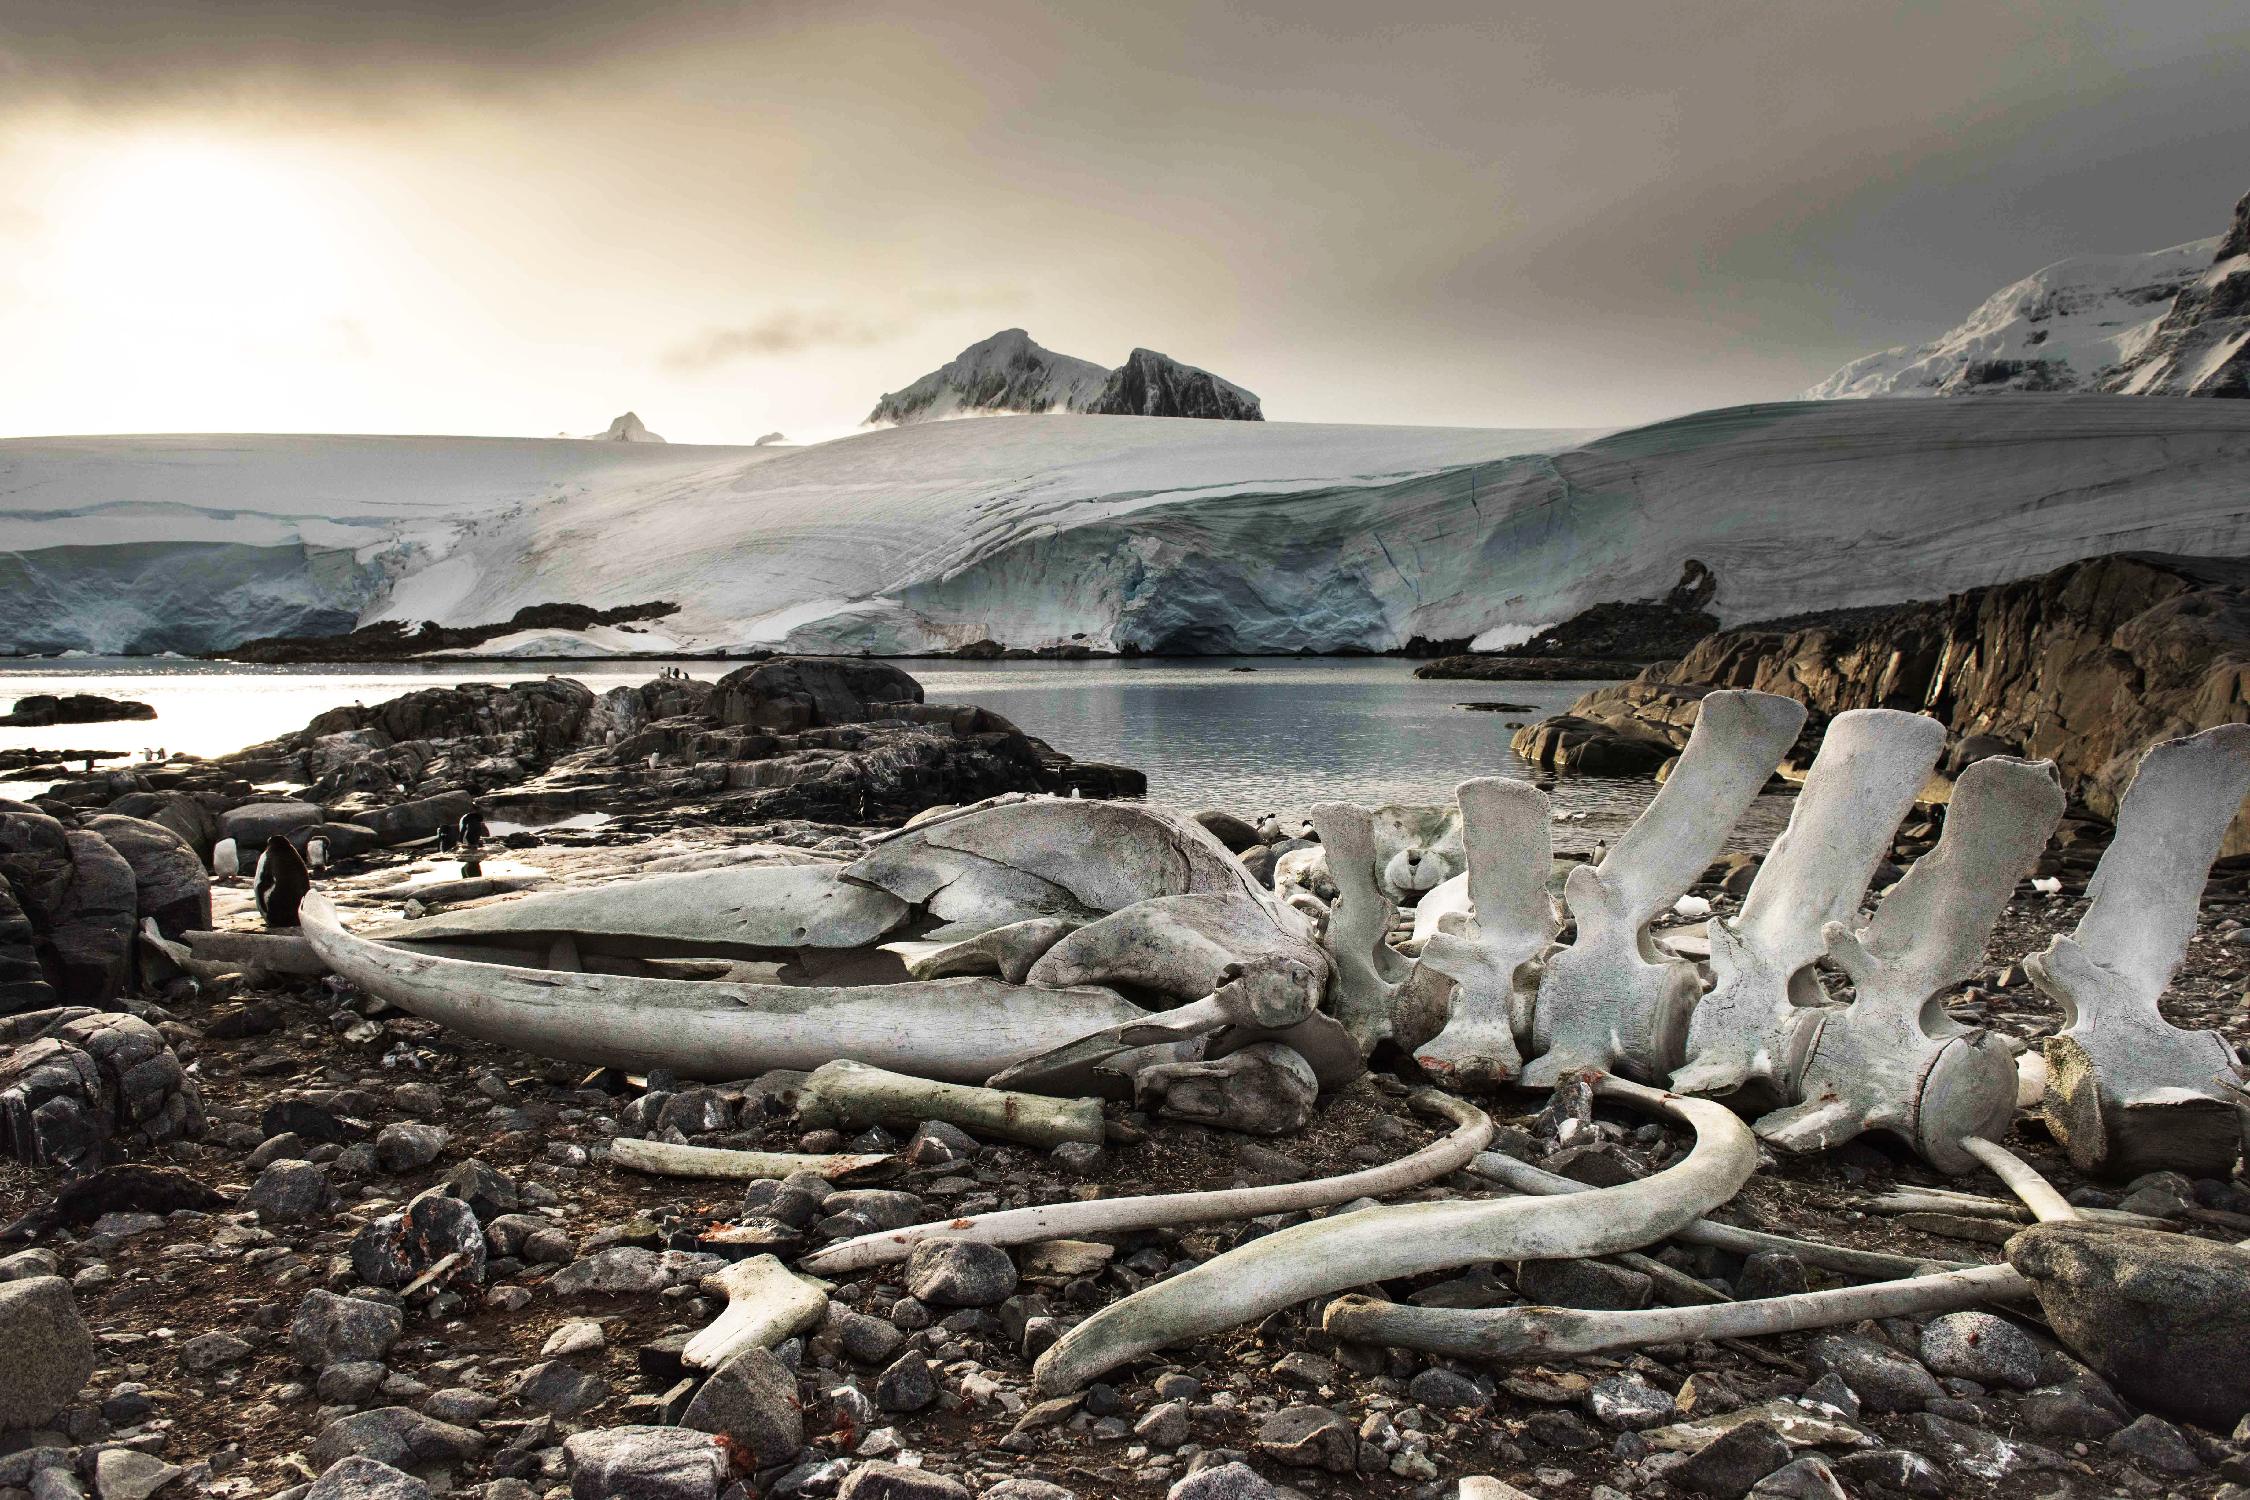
[5,398,2250,657]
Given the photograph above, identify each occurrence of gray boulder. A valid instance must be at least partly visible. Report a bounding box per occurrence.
[83,814,210,938]
[0,1277,95,1431]
[305,1457,433,1500]
[564,1426,728,1500]
[904,1239,1017,1307]
[835,1463,971,1500]
[217,800,325,847]
[290,1289,404,1367]
[1804,1333,1942,1413]
[2008,1220,2250,1429]
[244,1159,331,1225]
[309,1406,483,1472]
[679,1345,804,1467]
[1918,1310,2040,1390]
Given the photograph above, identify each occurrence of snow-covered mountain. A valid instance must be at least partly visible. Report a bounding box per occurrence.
[865,330,1111,425]
[584,412,665,442]
[1809,189,2250,399]
[1082,349,1261,420]
[865,330,1263,424]
[7,398,2250,658]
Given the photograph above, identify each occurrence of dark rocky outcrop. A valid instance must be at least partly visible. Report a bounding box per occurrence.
[212,601,681,664]
[1079,349,1264,421]
[0,1006,204,1168]
[0,694,155,727]
[1526,552,2250,850]
[1418,560,1719,682]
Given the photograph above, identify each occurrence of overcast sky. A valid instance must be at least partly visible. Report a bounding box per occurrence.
[2,1,2244,443]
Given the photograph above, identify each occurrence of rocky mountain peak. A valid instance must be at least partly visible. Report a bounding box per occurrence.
[588,412,665,443]
[1080,348,1264,421]
[867,331,1263,425]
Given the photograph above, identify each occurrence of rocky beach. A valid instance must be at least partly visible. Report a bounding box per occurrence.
[4,655,2250,1500]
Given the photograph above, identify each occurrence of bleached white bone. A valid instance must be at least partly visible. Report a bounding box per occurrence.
[987,956,1356,1096]
[608,1137,895,1184]
[1323,1262,2033,1361]
[298,892,1147,1084]
[365,861,909,954]
[795,1059,1106,1147]
[801,1090,1492,1276]
[1327,1128,2072,1361]
[684,1255,830,1370]
[883,916,1081,983]
[1468,1148,1973,1278]
[1025,892,1324,1003]
[1757,756,2063,1173]
[1523,692,1805,1086]
[1029,1075,1757,1394]
[1310,801,1411,1054]
[1412,778,1557,1085]
[2027,724,2250,1177]
[1672,709,1944,1098]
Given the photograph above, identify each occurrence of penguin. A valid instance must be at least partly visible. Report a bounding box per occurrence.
[458,808,489,849]
[436,823,458,853]
[305,835,330,871]
[211,837,239,879]
[254,834,310,928]
[1256,813,1284,843]
[647,751,662,769]
[1297,819,1319,843]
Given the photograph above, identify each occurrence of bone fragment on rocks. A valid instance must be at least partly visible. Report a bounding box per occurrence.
[608,1137,896,1184]
[2027,724,2250,1177]
[1322,1261,2034,1361]
[800,1089,1492,1275]
[1029,1074,1757,1394]
[1412,777,1557,1085]
[795,1060,1105,1148]
[1754,756,2064,1173]
[683,1254,830,1370]
[1523,691,1805,1086]
[1673,709,1943,1097]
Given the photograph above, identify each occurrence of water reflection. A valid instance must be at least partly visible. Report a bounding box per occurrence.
[0,656,1795,853]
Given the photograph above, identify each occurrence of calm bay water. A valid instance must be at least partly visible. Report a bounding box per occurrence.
[0,656,1793,853]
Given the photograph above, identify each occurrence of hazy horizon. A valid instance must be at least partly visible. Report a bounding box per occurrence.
[3,1,2245,444]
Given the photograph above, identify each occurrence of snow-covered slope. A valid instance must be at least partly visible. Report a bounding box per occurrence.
[1810,190,2250,399]
[7,399,2250,657]
[865,330,1111,425]
[0,434,779,653]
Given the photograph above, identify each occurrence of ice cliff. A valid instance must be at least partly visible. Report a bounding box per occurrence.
[7,398,2250,658]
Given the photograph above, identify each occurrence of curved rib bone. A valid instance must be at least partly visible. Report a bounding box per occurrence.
[1322,1263,2031,1361]
[1310,802,1411,1054]
[800,1090,1492,1276]
[1524,692,1805,1086]
[298,892,1148,1084]
[795,1060,1105,1147]
[1756,756,2063,1173]
[684,1255,830,1370]
[2026,724,2250,1177]
[1673,710,1943,1098]
[1413,778,1556,1085]
[1467,1149,1975,1278]
[1327,1129,2074,1361]
[1029,1075,1757,1394]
